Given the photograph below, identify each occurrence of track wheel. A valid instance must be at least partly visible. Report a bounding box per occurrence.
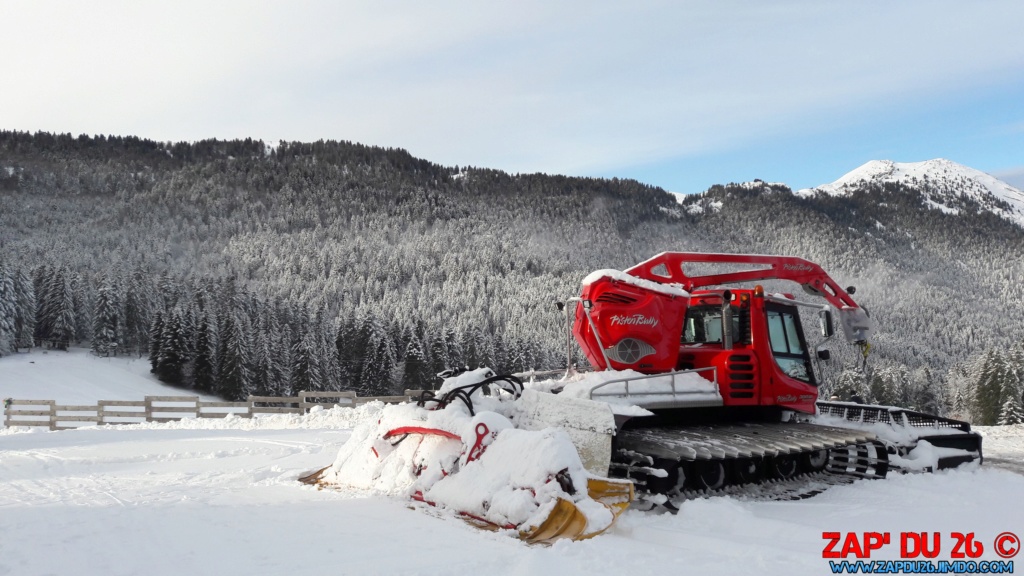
[665,460,687,497]
[645,458,683,495]
[801,449,829,473]
[691,461,726,491]
[770,454,799,479]
[733,458,763,484]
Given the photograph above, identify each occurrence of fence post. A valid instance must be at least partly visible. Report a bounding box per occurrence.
[145,397,154,422]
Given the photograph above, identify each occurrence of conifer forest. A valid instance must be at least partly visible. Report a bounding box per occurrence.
[2,131,1023,425]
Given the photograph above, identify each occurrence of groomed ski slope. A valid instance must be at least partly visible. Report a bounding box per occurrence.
[2,352,1023,576]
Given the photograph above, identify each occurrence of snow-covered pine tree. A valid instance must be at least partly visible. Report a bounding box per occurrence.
[91,280,121,357]
[1007,342,1024,405]
[31,266,52,346]
[12,266,35,351]
[835,369,869,402]
[443,327,462,372]
[270,302,293,396]
[427,330,450,383]
[344,313,376,392]
[399,325,429,391]
[471,326,498,370]
[218,303,254,401]
[888,365,911,408]
[157,272,178,310]
[248,301,270,397]
[50,268,77,350]
[70,271,91,344]
[290,327,324,394]
[973,349,1007,425]
[122,270,152,357]
[154,307,191,385]
[945,363,973,421]
[998,394,1024,426]
[867,368,893,406]
[0,261,16,356]
[193,310,218,394]
[909,367,941,415]
[149,311,164,369]
[317,315,341,392]
[360,320,398,396]
[333,318,353,390]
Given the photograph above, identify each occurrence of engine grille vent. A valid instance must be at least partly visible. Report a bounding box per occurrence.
[595,292,638,305]
[727,353,757,393]
[605,338,656,364]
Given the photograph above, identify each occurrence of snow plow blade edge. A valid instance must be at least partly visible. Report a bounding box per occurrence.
[520,477,634,544]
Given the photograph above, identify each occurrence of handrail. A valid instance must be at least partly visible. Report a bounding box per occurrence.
[588,366,719,401]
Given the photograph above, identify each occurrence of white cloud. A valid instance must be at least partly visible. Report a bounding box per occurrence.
[994,167,1024,190]
[3,1,1023,177]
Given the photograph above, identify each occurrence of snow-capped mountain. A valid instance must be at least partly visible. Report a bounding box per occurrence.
[798,159,1024,228]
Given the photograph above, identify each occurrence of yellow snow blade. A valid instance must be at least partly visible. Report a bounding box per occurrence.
[586,477,634,519]
[300,466,634,545]
[298,466,330,487]
[521,498,589,544]
[519,477,634,545]
[299,457,630,541]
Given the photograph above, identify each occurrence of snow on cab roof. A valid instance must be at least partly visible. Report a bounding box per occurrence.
[582,269,689,297]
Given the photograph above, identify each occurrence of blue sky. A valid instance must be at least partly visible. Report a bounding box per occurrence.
[3,1,1023,194]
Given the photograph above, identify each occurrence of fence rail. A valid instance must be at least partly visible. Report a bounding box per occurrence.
[3,390,426,430]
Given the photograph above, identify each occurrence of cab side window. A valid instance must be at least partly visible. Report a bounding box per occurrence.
[766,307,813,384]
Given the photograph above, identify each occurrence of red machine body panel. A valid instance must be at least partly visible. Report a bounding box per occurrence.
[574,273,687,373]
[572,253,867,416]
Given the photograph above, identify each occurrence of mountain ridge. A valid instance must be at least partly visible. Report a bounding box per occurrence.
[796,158,1024,229]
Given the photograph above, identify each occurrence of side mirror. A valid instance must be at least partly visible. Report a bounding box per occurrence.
[817,349,831,361]
[818,309,835,338]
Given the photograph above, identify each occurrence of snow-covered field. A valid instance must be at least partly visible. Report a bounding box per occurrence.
[2,351,1023,576]
[0,348,220,403]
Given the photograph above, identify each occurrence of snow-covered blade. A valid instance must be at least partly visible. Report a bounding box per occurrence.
[301,368,632,543]
[815,401,983,472]
[514,388,617,476]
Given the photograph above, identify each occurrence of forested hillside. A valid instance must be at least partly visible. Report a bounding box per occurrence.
[2,131,1022,422]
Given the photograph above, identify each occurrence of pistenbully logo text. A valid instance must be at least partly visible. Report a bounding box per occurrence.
[610,314,658,327]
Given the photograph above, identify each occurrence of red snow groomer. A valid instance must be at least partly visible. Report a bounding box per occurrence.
[570,252,983,494]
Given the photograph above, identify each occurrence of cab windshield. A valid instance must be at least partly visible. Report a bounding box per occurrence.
[682,305,749,345]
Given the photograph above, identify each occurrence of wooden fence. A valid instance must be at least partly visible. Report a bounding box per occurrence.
[3,390,426,431]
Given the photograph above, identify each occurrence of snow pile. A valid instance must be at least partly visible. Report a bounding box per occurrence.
[887,440,981,473]
[130,402,383,431]
[318,368,617,534]
[798,158,1024,228]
